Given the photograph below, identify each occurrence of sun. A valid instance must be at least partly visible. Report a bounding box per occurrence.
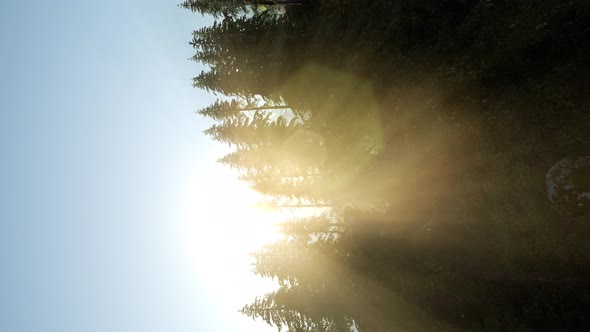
[175,160,288,275]
[180,168,281,247]
[173,161,289,311]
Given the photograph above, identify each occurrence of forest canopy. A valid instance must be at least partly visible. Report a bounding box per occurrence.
[183,0,590,330]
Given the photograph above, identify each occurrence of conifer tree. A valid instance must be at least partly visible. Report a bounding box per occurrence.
[241,280,355,331]
[197,98,292,121]
[239,288,319,332]
[204,113,301,148]
[277,213,344,241]
[251,236,345,286]
[243,171,328,201]
[256,198,333,210]
[190,14,305,98]
[180,0,305,18]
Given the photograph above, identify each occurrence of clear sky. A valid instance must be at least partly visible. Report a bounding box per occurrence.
[1,1,277,331]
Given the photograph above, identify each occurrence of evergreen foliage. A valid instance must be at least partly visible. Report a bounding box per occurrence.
[182,0,590,330]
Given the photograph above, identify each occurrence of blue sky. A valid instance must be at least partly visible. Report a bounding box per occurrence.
[1,1,276,331]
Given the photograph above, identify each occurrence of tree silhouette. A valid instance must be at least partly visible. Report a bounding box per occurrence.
[197,98,293,121]
[182,0,590,330]
[180,0,305,18]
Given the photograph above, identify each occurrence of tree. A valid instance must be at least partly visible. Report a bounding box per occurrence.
[276,213,345,241]
[184,0,590,330]
[251,236,347,286]
[180,0,305,18]
[241,284,357,331]
[256,197,333,211]
[204,112,300,148]
[217,130,324,176]
[240,287,331,332]
[242,170,329,201]
[190,14,306,99]
[197,98,293,121]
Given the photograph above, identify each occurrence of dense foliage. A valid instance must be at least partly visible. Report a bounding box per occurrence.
[183,0,590,330]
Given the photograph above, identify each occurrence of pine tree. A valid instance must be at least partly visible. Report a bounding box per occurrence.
[180,0,305,18]
[243,170,328,201]
[251,236,346,286]
[203,110,269,147]
[256,197,332,211]
[241,284,355,331]
[197,98,292,121]
[277,213,345,241]
[240,288,318,331]
[190,14,306,99]
[204,112,302,148]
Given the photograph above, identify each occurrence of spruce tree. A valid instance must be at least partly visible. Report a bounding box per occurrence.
[180,0,305,18]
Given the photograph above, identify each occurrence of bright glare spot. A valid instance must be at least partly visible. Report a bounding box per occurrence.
[179,169,284,257]
[175,160,288,308]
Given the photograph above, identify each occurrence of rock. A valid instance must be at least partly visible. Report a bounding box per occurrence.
[546,155,590,216]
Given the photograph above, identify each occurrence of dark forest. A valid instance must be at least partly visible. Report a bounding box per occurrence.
[182,1,590,330]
